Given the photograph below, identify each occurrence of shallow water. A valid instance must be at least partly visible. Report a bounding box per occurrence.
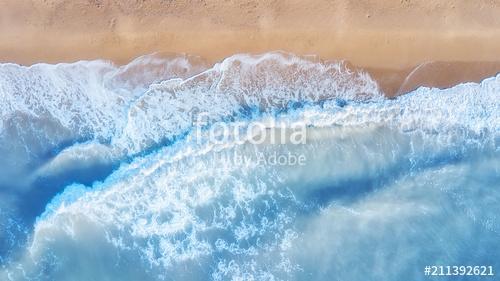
[0,52,499,280]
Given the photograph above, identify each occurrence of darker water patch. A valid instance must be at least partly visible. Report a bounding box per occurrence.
[15,161,119,227]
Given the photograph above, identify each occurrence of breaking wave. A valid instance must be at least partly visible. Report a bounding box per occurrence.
[0,52,498,281]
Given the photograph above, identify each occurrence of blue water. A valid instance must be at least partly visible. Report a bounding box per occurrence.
[0,52,499,280]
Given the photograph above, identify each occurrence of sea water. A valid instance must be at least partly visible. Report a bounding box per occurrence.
[0,52,498,280]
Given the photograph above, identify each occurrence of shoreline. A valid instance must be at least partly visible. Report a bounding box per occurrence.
[2,0,500,96]
[3,52,498,97]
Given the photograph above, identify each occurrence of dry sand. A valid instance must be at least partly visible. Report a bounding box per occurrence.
[1,0,500,96]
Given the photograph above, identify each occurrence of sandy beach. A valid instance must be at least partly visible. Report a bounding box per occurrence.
[1,0,500,96]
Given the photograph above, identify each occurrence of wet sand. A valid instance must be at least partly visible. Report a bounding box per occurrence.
[1,0,500,96]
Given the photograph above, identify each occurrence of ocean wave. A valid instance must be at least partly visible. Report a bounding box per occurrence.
[0,52,379,187]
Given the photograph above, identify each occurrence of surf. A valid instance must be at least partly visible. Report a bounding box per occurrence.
[0,52,498,281]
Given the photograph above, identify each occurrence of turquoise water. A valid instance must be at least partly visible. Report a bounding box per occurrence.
[0,53,499,280]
